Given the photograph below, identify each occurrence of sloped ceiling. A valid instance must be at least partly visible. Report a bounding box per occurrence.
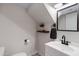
[4,3,56,24]
[47,3,57,8]
[27,3,55,24]
[1,3,33,10]
[14,3,33,10]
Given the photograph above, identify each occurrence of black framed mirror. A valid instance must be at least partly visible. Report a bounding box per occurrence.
[57,3,79,32]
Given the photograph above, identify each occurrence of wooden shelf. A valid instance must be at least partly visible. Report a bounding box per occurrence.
[37,30,49,33]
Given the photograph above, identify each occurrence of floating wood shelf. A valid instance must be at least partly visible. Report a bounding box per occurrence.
[37,30,49,33]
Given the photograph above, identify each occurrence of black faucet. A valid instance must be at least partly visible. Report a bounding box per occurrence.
[61,35,70,45]
[62,35,66,44]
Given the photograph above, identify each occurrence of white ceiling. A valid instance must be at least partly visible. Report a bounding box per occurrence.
[15,3,56,9]
[27,3,56,24]
[0,3,33,10]
[14,3,56,24]
[0,3,56,24]
[15,3,33,10]
[47,3,57,8]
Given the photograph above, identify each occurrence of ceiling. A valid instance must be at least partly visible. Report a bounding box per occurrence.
[14,3,57,24]
[47,3,57,8]
[0,3,56,24]
[15,3,56,9]
[0,3,33,10]
[15,3,33,10]
[27,3,55,24]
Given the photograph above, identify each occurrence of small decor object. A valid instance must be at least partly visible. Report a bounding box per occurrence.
[39,23,45,31]
[37,30,49,33]
[37,23,49,33]
[40,23,45,27]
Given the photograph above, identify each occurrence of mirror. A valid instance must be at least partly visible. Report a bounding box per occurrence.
[57,4,79,31]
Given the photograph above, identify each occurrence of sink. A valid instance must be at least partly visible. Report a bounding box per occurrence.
[60,44,74,52]
[52,41,74,53]
[45,41,79,56]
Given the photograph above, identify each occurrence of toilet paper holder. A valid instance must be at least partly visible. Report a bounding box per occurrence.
[24,39,27,43]
[24,39,30,45]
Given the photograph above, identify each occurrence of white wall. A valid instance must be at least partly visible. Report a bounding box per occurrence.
[0,4,36,56]
[36,23,54,56]
[27,4,56,55]
[28,3,54,24]
[57,31,79,45]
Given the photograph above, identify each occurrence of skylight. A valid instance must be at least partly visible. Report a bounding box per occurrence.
[54,3,67,9]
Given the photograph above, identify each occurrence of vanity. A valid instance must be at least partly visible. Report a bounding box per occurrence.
[45,3,79,56]
[45,40,79,56]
